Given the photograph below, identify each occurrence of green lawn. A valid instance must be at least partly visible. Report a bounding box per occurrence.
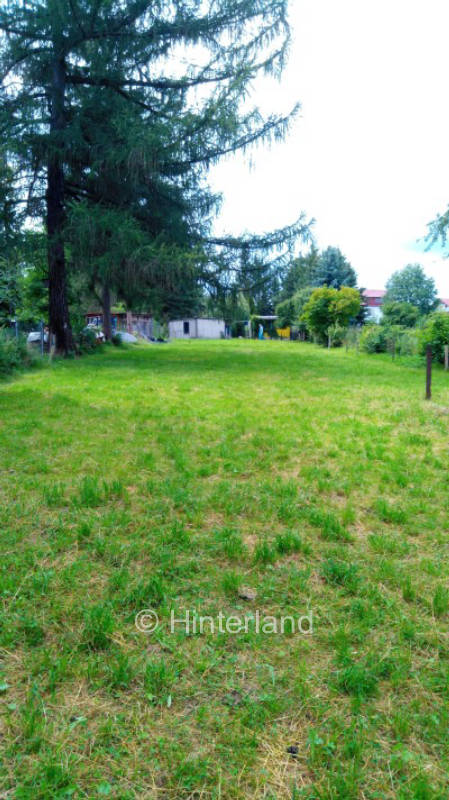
[1,340,449,799]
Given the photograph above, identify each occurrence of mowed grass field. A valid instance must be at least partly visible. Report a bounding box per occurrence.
[1,340,449,799]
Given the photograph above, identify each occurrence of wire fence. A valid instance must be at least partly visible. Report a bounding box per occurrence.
[3,319,48,354]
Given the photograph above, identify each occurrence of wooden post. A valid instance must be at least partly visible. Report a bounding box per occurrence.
[426,345,432,400]
[444,345,449,371]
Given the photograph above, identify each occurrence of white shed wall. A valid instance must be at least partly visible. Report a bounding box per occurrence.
[196,319,225,338]
[169,319,225,339]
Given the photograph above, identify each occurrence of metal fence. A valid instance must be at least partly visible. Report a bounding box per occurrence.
[3,320,48,354]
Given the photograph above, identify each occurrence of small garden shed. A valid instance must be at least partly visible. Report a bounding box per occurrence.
[168,318,225,339]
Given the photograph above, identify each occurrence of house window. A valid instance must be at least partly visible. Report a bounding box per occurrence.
[183,321,190,335]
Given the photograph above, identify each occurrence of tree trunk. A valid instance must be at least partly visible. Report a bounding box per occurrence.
[47,53,74,354]
[102,283,112,341]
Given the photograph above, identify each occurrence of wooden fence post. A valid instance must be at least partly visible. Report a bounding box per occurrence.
[426,345,432,400]
[444,344,449,371]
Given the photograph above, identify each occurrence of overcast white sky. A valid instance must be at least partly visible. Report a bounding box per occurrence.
[210,0,449,296]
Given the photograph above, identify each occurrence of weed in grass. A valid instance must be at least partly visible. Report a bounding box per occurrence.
[103,648,135,693]
[214,527,247,560]
[81,604,114,650]
[254,540,277,564]
[402,576,416,603]
[391,709,411,739]
[321,558,360,594]
[20,685,45,753]
[222,570,241,596]
[30,569,53,595]
[15,763,76,799]
[307,729,337,767]
[275,530,307,555]
[144,659,177,705]
[108,566,131,595]
[76,475,103,507]
[308,508,353,543]
[433,585,449,617]
[124,575,166,609]
[369,532,409,555]
[348,599,384,629]
[76,521,92,545]
[103,478,127,500]
[399,618,416,642]
[286,565,312,593]
[375,497,408,525]
[90,535,107,559]
[167,520,191,549]
[42,482,65,507]
[224,531,246,560]
[342,503,356,526]
[376,557,401,585]
[46,655,71,693]
[399,775,440,799]
[335,661,379,698]
[19,616,45,647]
[240,692,282,730]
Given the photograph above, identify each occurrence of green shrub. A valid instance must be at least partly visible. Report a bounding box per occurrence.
[0,330,36,377]
[76,326,98,353]
[360,323,418,356]
[360,324,388,353]
[111,333,123,347]
[397,328,419,356]
[419,312,449,363]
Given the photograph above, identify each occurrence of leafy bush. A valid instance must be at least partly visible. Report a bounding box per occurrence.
[360,325,388,353]
[70,316,100,354]
[419,313,449,363]
[326,322,347,347]
[111,333,123,347]
[360,324,419,356]
[397,328,419,356]
[76,326,98,354]
[0,330,36,378]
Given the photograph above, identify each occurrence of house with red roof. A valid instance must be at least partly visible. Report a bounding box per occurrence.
[362,289,386,322]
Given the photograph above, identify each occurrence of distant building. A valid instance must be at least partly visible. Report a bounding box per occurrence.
[168,318,225,339]
[438,298,449,313]
[362,290,386,322]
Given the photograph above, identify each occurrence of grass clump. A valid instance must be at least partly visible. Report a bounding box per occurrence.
[308,508,353,542]
[81,604,115,651]
[321,558,360,594]
[433,585,449,617]
[76,475,103,508]
[275,530,308,554]
[253,539,277,564]
[144,659,178,705]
